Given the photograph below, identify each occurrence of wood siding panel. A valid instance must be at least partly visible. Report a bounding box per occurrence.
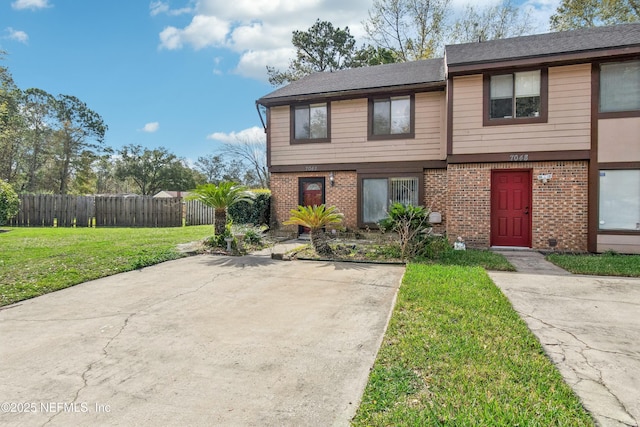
[597,234,640,254]
[598,117,640,163]
[452,64,592,155]
[269,94,445,166]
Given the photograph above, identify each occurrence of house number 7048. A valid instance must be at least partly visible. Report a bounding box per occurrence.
[509,154,529,161]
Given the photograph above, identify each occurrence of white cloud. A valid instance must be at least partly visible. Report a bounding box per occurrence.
[234,48,294,80]
[207,126,265,143]
[159,0,559,81]
[149,1,193,17]
[149,1,169,16]
[142,122,160,133]
[5,28,29,44]
[159,15,230,50]
[11,0,51,10]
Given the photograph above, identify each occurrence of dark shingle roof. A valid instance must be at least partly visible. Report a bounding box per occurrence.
[257,58,444,105]
[446,23,640,67]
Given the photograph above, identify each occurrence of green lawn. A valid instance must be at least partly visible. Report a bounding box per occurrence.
[0,226,213,306]
[547,252,640,277]
[419,248,516,271]
[353,264,593,426]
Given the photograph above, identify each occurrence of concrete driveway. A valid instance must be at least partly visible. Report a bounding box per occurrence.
[489,271,640,427]
[0,255,404,426]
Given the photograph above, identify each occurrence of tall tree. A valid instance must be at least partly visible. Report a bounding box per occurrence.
[267,20,370,86]
[219,134,269,188]
[194,154,227,184]
[20,88,55,192]
[363,0,450,61]
[115,145,197,195]
[449,0,533,44]
[550,0,639,31]
[51,94,107,194]
[0,52,25,184]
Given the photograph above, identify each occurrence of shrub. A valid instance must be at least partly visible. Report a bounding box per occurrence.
[228,190,270,225]
[378,203,430,260]
[283,205,344,256]
[0,181,19,226]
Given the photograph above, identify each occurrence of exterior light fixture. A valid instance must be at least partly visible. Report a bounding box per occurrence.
[537,173,553,183]
[329,172,335,187]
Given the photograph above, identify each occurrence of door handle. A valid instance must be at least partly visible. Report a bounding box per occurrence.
[524,207,529,215]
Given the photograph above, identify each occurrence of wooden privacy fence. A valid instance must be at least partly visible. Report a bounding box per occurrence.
[9,195,214,228]
[184,199,215,226]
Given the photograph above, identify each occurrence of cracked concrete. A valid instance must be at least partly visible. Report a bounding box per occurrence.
[0,254,404,426]
[489,270,640,427]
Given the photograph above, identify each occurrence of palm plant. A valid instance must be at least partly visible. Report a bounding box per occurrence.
[283,204,343,256]
[188,182,254,236]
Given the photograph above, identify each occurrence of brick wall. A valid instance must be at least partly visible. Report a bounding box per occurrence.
[270,171,358,232]
[446,161,588,251]
[424,169,448,234]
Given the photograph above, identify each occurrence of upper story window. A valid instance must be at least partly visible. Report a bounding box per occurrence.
[600,60,640,114]
[291,102,330,143]
[369,95,415,140]
[484,69,547,126]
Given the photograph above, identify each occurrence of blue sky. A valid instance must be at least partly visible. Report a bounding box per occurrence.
[0,0,558,163]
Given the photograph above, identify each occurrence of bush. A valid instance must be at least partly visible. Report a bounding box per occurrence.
[228,190,270,225]
[0,181,19,226]
[378,203,430,260]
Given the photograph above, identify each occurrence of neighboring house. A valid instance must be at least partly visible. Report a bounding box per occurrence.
[153,191,190,198]
[256,23,640,254]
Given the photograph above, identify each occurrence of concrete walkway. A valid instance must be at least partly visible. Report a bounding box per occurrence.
[489,250,640,427]
[0,252,405,426]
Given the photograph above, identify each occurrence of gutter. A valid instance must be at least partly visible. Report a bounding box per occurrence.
[255,101,267,133]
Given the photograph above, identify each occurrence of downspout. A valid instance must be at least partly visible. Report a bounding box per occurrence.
[255,101,267,133]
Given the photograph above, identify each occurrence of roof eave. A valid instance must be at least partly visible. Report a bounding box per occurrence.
[447,45,640,75]
[257,80,446,107]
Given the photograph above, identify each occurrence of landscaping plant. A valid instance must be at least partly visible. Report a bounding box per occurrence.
[188,182,254,236]
[379,203,431,260]
[0,180,19,226]
[283,204,343,256]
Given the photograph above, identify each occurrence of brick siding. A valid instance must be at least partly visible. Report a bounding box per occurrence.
[446,161,588,251]
[270,171,358,232]
[424,169,448,234]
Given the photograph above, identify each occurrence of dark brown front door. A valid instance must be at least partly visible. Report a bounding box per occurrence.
[491,170,532,247]
[298,178,325,233]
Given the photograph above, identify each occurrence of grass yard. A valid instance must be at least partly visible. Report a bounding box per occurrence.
[0,226,213,307]
[418,248,516,271]
[353,264,594,426]
[547,252,640,277]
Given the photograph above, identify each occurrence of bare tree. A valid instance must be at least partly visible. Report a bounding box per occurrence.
[219,134,269,188]
[449,0,533,44]
[364,0,450,61]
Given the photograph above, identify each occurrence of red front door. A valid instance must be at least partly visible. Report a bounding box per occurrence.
[299,178,325,233]
[491,170,531,247]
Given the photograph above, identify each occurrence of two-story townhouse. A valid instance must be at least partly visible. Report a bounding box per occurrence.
[257,23,640,254]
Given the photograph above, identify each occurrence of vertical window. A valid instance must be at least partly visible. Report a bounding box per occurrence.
[599,170,640,231]
[490,70,541,119]
[370,95,414,138]
[361,176,419,224]
[600,60,640,113]
[292,103,329,142]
